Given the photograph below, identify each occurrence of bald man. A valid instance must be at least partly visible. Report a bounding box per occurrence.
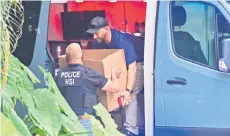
[55,43,122,136]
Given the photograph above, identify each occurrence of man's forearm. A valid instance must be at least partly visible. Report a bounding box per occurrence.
[126,62,137,91]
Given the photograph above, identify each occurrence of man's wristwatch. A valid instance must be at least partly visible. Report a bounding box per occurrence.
[126,88,133,94]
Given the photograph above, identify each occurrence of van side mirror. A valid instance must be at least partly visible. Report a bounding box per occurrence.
[219,38,230,72]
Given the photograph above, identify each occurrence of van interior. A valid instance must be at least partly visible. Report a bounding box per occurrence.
[8,1,147,132]
[47,0,147,131]
[47,1,146,70]
[9,0,147,132]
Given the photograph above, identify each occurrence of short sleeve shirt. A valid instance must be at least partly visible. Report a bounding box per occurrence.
[84,67,108,89]
[91,29,143,66]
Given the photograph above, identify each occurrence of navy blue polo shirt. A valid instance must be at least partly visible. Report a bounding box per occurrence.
[91,29,144,67]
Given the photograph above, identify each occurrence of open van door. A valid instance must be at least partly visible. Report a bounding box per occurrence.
[12,0,54,89]
[30,1,55,88]
[13,0,54,118]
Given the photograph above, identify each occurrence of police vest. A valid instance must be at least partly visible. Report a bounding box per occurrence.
[56,66,98,115]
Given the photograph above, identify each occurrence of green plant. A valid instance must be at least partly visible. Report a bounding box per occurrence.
[1,112,23,136]
[0,0,125,136]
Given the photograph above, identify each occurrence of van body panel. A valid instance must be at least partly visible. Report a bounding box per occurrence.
[154,1,230,135]
[154,0,166,127]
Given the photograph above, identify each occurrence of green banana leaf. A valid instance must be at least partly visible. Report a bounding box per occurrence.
[60,113,90,136]
[18,87,35,109]
[29,125,46,136]
[88,114,107,136]
[20,61,40,84]
[2,84,19,98]
[0,112,23,136]
[7,55,35,92]
[93,104,125,136]
[1,94,31,136]
[28,89,62,136]
[2,83,34,110]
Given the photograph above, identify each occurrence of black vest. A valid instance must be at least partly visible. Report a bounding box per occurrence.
[56,65,98,115]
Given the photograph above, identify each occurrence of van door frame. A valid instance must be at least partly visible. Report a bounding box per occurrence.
[144,1,158,136]
[29,0,53,88]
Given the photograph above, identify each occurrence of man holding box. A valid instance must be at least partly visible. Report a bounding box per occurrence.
[55,43,123,136]
[86,16,145,136]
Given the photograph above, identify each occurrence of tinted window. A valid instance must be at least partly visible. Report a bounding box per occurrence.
[171,1,217,68]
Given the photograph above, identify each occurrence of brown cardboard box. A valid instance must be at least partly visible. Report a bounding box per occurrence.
[59,49,127,111]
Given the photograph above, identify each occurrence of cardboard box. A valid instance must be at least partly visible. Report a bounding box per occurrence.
[59,49,127,111]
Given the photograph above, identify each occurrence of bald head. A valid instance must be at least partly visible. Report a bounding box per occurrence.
[65,43,82,64]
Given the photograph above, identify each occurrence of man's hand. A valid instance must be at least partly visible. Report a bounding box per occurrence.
[120,91,131,106]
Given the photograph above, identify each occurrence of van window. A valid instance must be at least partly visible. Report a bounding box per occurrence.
[171,1,216,68]
[12,1,41,66]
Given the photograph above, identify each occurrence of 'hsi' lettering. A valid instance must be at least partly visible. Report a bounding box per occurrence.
[65,78,75,85]
[61,71,81,78]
